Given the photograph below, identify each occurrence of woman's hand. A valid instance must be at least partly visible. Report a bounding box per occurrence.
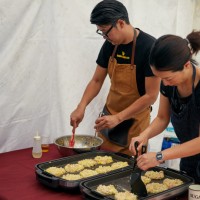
[94,114,120,131]
[129,134,148,156]
[137,152,160,170]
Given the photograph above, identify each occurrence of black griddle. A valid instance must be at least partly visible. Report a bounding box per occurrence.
[80,166,194,200]
[35,150,134,190]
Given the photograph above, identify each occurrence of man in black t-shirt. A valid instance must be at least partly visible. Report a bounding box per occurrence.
[97,28,156,97]
[70,0,160,155]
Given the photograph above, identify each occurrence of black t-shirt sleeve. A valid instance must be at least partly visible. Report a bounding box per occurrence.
[96,40,114,68]
[143,48,154,77]
[137,31,155,78]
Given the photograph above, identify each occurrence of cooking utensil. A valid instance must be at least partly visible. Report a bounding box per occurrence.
[54,135,103,156]
[95,111,105,137]
[69,126,76,147]
[130,141,148,197]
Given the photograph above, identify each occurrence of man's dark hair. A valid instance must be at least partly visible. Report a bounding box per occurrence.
[90,0,130,26]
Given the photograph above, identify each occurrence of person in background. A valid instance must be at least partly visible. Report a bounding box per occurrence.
[70,0,160,155]
[129,30,200,182]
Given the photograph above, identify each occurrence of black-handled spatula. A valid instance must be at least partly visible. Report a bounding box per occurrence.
[130,141,148,197]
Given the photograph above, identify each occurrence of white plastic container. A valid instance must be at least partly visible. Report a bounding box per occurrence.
[188,184,200,200]
[32,132,42,158]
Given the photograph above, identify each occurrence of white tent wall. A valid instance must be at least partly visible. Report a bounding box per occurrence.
[0,0,199,153]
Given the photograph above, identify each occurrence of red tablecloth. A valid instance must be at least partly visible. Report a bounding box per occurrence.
[0,144,188,200]
[0,144,82,200]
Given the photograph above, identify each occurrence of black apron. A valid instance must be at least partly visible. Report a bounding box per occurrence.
[171,65,200,183]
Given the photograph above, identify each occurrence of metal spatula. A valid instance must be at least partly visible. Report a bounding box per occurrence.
[94,111,105,138]
[130,142,148,197]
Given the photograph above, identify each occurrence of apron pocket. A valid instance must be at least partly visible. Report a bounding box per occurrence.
[100,106,134,147]
[108,118,134,147]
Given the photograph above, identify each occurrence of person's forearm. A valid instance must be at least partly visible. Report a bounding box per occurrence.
[77,79,103,110]
[140,116,169,139]
[163,137,200,161]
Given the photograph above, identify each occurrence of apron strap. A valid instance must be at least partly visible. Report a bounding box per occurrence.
[111,28,137,65]
[111,45,118,62]
[131,28,137,66]
[173,64,196,99]
[191,64,196,93]
[172,64,197,113]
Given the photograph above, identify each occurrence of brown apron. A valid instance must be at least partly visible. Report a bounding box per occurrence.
[98,29,150,155]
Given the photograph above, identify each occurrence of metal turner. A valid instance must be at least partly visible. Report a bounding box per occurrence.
[94,111,105,137]
[130,141,148,197]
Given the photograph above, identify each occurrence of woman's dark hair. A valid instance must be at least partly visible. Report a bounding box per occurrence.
[149,30,200,72]
[90,0,130,26]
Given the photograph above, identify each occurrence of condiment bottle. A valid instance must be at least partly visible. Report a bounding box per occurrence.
[32,132,42,158]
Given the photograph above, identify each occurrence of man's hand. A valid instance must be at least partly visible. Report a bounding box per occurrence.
[94,114,120,131]
[70,106,85,128]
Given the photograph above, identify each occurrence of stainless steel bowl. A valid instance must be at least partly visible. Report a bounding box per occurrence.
[54,135,103,156]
